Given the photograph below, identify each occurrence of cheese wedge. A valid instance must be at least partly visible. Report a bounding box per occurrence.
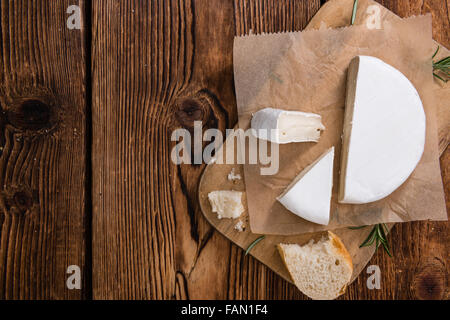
[277,231,353,300]
[339,56,426,204]
[251,108,325,144]
[208,191,244,219]
[277,147,334,225]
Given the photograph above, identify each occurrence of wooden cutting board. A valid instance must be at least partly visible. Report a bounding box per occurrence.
[198,0,449,285]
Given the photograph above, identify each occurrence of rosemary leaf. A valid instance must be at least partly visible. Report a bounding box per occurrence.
[245,236,265,256]
[433,73,448,82]
[435,56,450,65]
[351,0,358,25]
[359,227,376,247]
[381,223,389,235]
[356,224,392,257]
[376,224,384,241]
[379,223,388,242]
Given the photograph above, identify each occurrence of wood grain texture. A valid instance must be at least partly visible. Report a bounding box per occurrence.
[91,0,448,300]
[0,0,446,301]
[379,0,450,154]
[197,148,394,286]
[0,0,88,299]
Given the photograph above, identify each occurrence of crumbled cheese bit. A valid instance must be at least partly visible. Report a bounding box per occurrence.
[234,220,245,232]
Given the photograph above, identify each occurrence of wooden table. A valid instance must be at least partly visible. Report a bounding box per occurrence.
[0,0,447,300]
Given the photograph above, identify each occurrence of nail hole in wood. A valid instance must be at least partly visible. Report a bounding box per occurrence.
[413,262,445,300]
[7,99,55,132]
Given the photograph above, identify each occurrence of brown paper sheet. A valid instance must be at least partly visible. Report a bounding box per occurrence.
[233,15,447,235]
[307,0,450,155]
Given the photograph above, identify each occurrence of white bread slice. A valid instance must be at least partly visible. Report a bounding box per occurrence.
[277,231,353,300]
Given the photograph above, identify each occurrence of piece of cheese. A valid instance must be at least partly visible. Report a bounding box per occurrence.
[277,147,334,225]
[227,168,241,181]
[251,108,325,144]
[339,56,426,204]
[208,191,244,219]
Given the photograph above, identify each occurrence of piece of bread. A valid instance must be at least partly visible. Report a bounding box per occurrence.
[277,231,353,300]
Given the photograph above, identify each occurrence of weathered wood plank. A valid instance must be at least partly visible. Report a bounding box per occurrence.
[92,0,196,299]
[0,0,88,299]
[346,148,448,300]
[229,0,449,300]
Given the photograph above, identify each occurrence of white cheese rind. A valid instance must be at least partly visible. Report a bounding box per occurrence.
[208,191,244,219]
[339,56,426,204]
[277,147,334,225]
[251,108,325,144]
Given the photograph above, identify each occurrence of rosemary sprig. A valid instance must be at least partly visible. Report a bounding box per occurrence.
[245,235,265,256]
[350,224,392,257]
[351,0,358,25]
[432,46,450,82]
